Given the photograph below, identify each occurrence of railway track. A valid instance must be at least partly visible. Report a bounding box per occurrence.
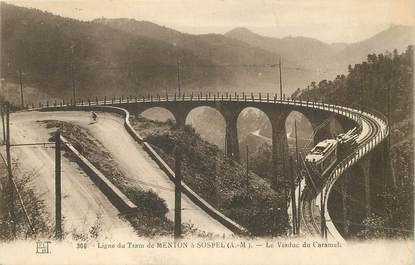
[299,109,382,238]
[300,187,321,236]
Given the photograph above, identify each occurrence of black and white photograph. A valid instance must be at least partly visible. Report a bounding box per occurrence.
[0,1,413,264]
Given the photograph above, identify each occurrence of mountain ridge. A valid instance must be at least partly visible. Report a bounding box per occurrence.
[225,25,414,82]
[1,2,413,102]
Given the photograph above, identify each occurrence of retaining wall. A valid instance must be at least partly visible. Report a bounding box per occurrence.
[60,135,137,213]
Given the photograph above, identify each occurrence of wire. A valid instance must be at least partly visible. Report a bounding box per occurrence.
[0,152,36,234]
[76,63,314,72]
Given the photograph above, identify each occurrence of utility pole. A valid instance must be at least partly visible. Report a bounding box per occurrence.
[280,124,288,211]
[176,57,181,97]
[387,83,391,152]
[1,104,5,144]
[289,157,297,235]
[174,146,182,238]
[71,44,76,105]
[246,145,249,193]
[295,121,301,234]
[360,71,365,111]
[5,104,16,239]
[341,174,349,237]
[295,121,299,165]
[224,135,227,158]
[320,192,326,239]
[297,168,301,234]
[279,57,283,99]
[55,130,62,239]
[19,69,24,108]
[386,82,396,188]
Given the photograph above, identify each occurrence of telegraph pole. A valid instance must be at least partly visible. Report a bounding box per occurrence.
[174,146,182,238]
[341,174,349,237]
[320,192,326,239]
[295,120,301,233]
[55,130,62,239]
[297,168,301,234]
[294,121,299,165]
[289,157,297,235]
[19,69,24,108]
[1,104,5,144]
[5,104,16,238]
[176,57,181,97]
[387,83,391,152]
[279,57,283,99]
[224,135,227,158]
[246,145,249,193]
[71,44,76,105]
[360,71,364,111]
[386,82,396,188]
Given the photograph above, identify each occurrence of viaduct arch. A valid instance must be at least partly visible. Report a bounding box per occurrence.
[122,99,361,191]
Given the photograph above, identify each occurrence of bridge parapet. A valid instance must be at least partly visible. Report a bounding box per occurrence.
[322,108,389,241]
[32,92,361,121]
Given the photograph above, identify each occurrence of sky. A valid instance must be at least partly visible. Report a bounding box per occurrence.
[5,0,415,43]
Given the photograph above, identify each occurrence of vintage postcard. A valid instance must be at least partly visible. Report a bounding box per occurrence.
[0,0,413,264]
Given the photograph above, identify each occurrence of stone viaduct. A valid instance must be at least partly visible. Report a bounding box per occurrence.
[36,92,391,239]
[118,97,355,190]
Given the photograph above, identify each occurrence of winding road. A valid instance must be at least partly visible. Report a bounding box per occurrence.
[1,111,232,238]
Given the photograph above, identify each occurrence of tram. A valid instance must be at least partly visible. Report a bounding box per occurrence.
[304,128,359,187]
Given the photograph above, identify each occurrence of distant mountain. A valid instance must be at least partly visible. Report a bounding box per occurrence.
[330,42,348,52]
[225,27,336,66]
[1,3,297,100]
[1,3,412,102]
[225,26,414,89]
[94,18,317,92]
[1,3,232,98]
[331,25,414,69]
[95,19,288,66]
[225,27,344,87]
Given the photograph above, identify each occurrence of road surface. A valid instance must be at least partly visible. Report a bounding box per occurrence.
[2,111,231,237]
[1,112,137,239]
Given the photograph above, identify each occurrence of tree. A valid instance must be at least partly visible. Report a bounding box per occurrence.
[357,214,387,240]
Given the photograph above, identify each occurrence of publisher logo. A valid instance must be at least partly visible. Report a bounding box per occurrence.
[36,241,51,254]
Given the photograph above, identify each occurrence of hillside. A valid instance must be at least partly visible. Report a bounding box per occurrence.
[225,27,336,66]
[1,3,286,101]
[1,3,231,99]
[130,116,289,236]
[225,26,414,85]
[2,3,412,103]
[296,46,414,239]
[94,18,314,92]
[332,25,414,71]
[225,27,340,83]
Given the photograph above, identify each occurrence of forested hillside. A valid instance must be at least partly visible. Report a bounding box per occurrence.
[1,3,295,101]
[296,46,414,238]
[131,116,289,236]
[3,2,411,105]
[0,3,232,99]
[95,18,315,90]
[225,25,414,86]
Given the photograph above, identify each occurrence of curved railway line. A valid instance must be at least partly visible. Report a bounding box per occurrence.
[300,108,386,239]
[300,187,321,237]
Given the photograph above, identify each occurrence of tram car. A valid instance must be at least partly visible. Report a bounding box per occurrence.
[304,127,360,189]
[305,139,338,177]
[336,127,359,158]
